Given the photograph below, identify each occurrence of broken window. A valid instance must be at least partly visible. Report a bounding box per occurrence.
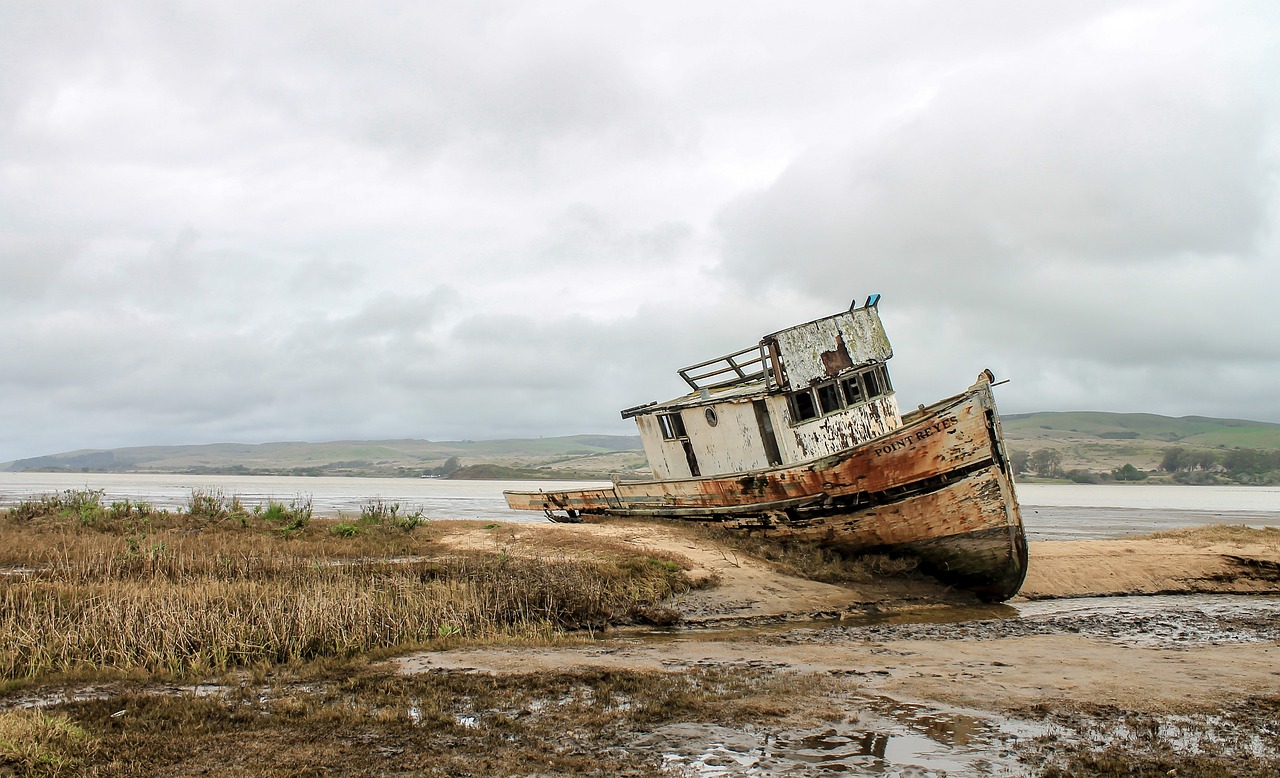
[862,369,881,398]
[789,390,819,422]
[658,412,688,440]
[876,364,892,392]
[789,364,895,425]
[840,376,864,405]
[816,382,843,415]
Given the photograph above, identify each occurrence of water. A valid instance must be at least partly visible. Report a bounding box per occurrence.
[1,472,1278,540]
[0,472,604,523]
[1017,483,1280,540]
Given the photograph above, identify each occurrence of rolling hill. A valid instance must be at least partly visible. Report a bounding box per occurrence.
[2,435,647,479]
[5,412,1279,479]
[1000,412,1280,471]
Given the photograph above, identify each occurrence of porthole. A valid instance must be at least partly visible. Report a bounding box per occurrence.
[705,407,719,427]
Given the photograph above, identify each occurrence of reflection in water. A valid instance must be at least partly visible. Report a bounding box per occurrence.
[648,693,1040,776]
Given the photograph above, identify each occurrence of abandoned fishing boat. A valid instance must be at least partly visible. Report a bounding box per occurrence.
[504,296,1029,601]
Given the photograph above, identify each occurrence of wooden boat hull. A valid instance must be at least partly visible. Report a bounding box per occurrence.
[505,377,1028,601]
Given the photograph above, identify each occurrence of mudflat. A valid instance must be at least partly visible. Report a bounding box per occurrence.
[4,514,1279,776]
[397,521,1280,774]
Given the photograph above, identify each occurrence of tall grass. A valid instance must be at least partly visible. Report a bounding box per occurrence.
[0,496,691,682]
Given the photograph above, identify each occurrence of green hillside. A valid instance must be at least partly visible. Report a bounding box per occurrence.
[7,411,1278,481]
[1001,412,1280,473]
[1002,412,1280,449]
[2,435,647,479]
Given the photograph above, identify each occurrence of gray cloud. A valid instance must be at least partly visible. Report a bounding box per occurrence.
[1,1,1277,461]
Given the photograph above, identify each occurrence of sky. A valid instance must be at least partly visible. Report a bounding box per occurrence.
[1,1,1278,462]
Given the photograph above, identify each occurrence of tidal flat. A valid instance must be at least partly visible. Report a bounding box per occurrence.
[1,490,1279,776]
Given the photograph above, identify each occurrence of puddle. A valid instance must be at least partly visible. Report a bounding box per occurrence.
[1,682,230,711]
[779,593,1280,648]
[639,695,1044,776]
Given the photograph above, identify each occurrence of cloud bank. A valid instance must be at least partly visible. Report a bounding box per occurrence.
[1,1,1276,460]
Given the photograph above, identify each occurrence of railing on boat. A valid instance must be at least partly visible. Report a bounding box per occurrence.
[677,341,781,391]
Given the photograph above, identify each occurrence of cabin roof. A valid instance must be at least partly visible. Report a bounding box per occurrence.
[621,380,768,419]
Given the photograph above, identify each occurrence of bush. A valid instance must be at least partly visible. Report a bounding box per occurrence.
[1065,469,1103,484]
[7,489,107,525]
[259,498,313,536]
[1111,463,1149,481]
[186,488,236,522]
[359,498,427,533]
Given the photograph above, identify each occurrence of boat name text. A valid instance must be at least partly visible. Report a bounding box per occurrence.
[872,415,960,456]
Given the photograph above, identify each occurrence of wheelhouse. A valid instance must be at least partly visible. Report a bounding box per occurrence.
[623,296,903,479]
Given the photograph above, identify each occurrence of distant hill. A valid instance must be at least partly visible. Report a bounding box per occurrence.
[2,435,647,479]
[1001,412,1280,471]
[7,412,1278,479]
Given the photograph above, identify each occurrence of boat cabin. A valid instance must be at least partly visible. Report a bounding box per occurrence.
[622,296,903,479]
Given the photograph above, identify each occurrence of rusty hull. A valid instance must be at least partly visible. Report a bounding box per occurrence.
[505,375,1028,601]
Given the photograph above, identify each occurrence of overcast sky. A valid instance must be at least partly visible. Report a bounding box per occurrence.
[2,1,1277,461]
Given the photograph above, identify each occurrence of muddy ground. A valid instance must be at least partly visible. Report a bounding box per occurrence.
[5,521,1280,776]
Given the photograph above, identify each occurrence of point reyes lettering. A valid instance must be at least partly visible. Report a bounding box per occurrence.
[872,415,960,456]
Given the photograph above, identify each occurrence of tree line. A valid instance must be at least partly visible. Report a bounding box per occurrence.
[1010,446,1280,485]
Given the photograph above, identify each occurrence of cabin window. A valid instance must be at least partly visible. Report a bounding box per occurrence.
[841,376,864,405]
[789,389,819,422]
[875,364,892,392]
[862,369,881,398]
[851,364,892,406]
[658,412,688,440]
[788,364,894,426]
[816,383,843,415]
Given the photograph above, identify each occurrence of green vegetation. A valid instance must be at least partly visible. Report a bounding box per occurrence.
[447,463,615,480]
[1011,443,1280,485]
[0,708,98,777]
[1003,411,1280,449]
[1002,411,1280,485]
[1,435,646,479]
[1,666,813,776]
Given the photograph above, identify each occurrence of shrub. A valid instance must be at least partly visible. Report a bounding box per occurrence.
[359,498,427,533]
[1065,469,1103,484]
[260,498,313,536]
[186,488,233,522]
[1111,463,1149,481]
[331,522,361,538]
[6,490,107,525]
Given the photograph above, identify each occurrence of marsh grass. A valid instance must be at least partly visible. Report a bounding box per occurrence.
[1145,524,1280,548]
[0,708,98,777]
[37,665,814,776]
[0,499,692,684]
[1025,697,1280,778]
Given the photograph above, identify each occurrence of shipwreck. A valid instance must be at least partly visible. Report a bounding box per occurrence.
[505,296,1028,601]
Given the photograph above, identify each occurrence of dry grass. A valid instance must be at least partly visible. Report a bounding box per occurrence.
[0,497,693,684]
[1143,524,1280,548]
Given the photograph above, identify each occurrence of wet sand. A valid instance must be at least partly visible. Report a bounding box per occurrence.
[436,519,1280,621]
[406,520,1280,774]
